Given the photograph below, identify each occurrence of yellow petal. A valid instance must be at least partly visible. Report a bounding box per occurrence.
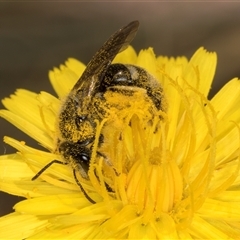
[14,194,88,215]
[199,198,240,220]
[0,212,48,239]
[184,47,217,97]
[49,67,77,98]
[190,215,232,239]
[113,45,138,64]
[0,153,33,180]
[65,58,86,77]
[0,110,53,149]
[137,47,158,78]
[0,180,76,198]
[211,78,240,119]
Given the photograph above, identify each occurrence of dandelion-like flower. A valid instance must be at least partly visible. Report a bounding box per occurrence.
[1,45,240,239]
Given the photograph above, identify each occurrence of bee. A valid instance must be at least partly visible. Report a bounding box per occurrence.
[32,21,165,204]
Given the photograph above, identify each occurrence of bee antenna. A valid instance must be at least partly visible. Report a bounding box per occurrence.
[31,160,67,180]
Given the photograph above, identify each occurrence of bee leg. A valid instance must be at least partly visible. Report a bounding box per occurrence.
[104,182,113,192]
[92,167,114,193]
[93,151,116,193]
[32,158,96,204]
[31,160,67,180]
[73,168,96,204]
[58,141,97,203]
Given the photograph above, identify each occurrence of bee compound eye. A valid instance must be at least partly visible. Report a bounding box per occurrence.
[78,152,91,172]
[80,153,90,162]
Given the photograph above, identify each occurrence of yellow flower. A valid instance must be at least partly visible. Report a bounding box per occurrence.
[1,45,240,239]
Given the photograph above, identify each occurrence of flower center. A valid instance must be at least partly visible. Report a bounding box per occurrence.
[126,157,183,215]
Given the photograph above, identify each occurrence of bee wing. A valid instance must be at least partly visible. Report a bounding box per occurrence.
[72,21,139,96]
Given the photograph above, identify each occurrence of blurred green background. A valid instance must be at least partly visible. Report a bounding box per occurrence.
[1,2,240,216]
